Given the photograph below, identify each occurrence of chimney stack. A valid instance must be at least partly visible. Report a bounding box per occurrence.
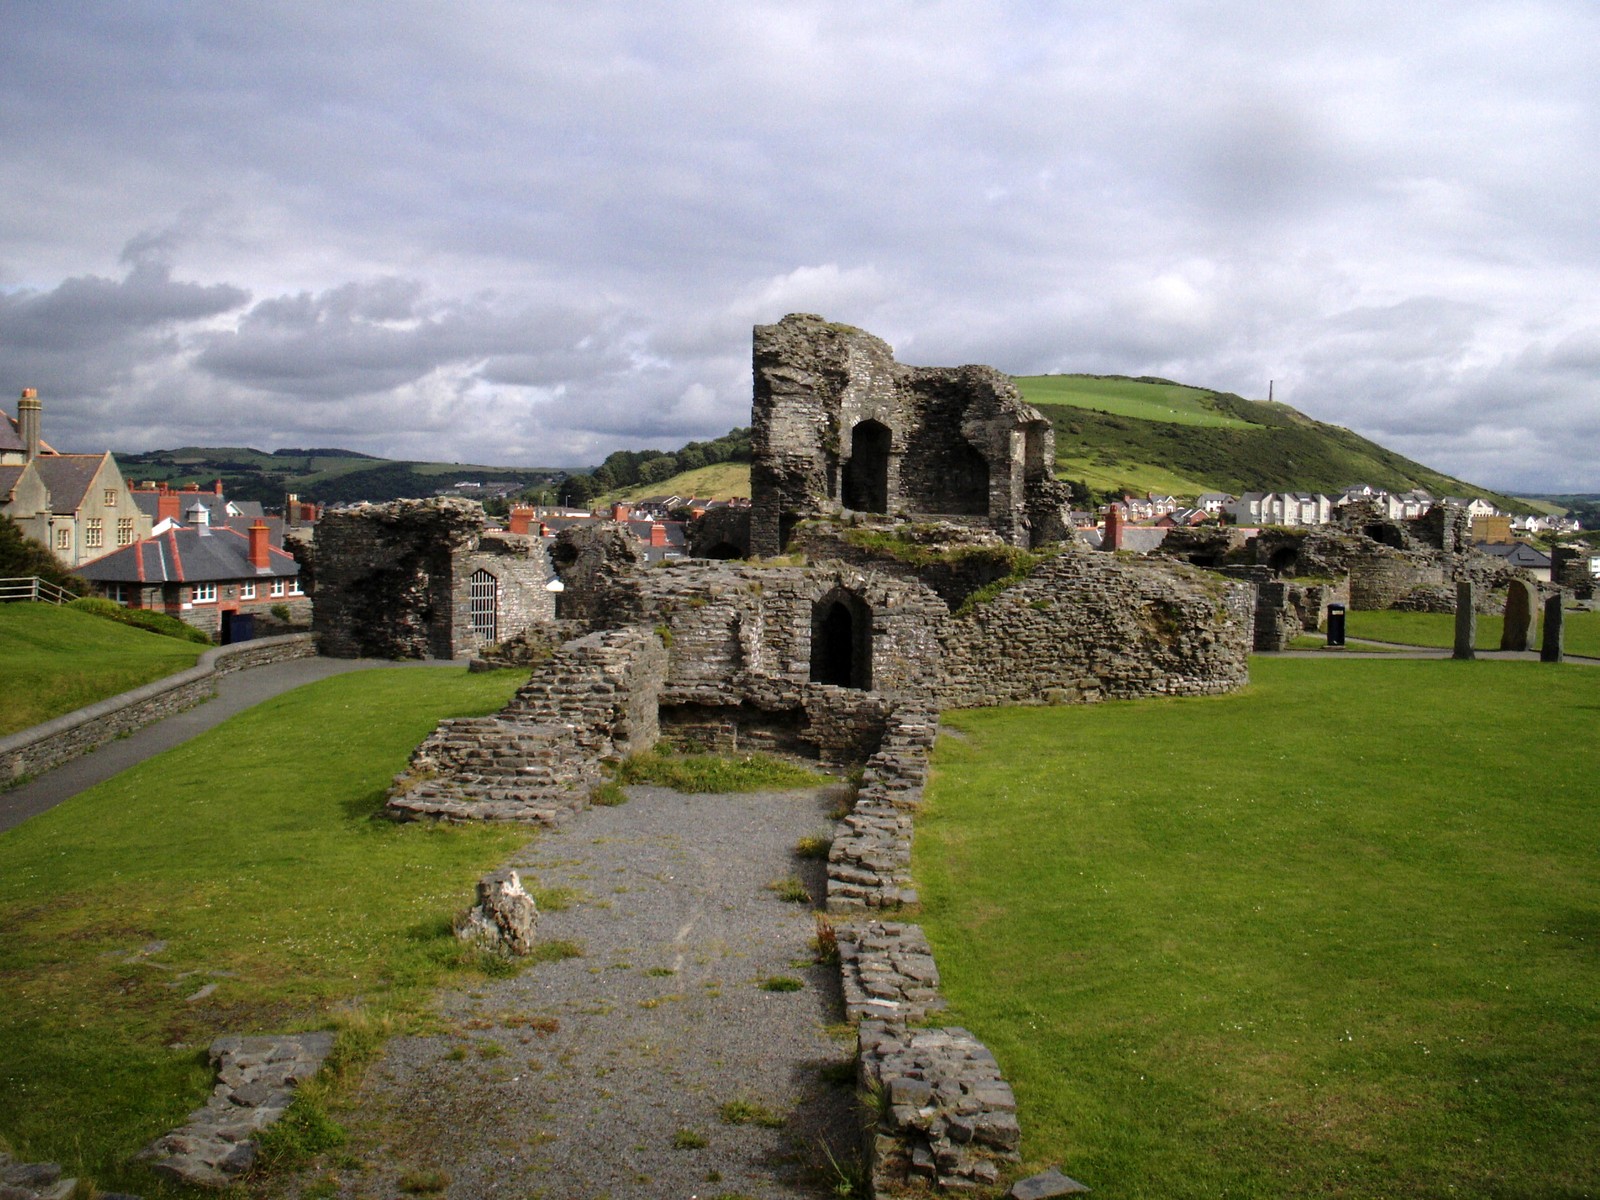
[508,505,535,535]
[18,389,40,461]
[650,521,668,548]
[248,520,271,570]
[1104,504,1124,552]
[611,502,632,523]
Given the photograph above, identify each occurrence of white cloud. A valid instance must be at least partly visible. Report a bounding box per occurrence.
[0,1,1595,490]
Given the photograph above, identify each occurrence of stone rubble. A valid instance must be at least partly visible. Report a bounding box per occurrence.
[0,1154,83,1200]
[139,1033,333,1189]
[838,920,945,1026]
[858,1021,1022,1193]
[453,867,539,956]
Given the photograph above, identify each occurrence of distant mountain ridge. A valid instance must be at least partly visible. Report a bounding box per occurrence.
[113,375,1545,515]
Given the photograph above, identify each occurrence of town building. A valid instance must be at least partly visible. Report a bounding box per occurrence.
[1,389,150,566]
[76,505,308,640]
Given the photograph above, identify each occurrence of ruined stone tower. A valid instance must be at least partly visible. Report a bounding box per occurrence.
[748,314,1070,556]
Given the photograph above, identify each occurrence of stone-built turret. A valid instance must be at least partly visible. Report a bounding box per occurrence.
[748,314,1069,556]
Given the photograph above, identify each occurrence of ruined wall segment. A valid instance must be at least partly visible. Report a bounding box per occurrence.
[749,314,1070,556]
[936,549,1252,707]
[314,498,555,659]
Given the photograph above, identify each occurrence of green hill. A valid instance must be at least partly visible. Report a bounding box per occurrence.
[114,446,568,506]
[1017,374,1530,511]
[114,376,1533,513]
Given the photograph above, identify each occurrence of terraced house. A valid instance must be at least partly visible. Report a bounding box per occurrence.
[77,502,308,641]
[0,389,150,566]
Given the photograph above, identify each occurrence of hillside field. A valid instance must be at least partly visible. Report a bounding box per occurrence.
[918,657,1599,1198]
[0,603,206,737]
[1014,374,1527,510]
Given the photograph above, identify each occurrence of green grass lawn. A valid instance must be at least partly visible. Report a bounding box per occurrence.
[1349,607,1600,657]
[0,666,529,1195]
[0,603,207,737]
[918,658,1600,1198]
[1014,375,1257,430]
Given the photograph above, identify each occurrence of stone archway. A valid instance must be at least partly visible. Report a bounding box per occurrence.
[842,420,892,514]
[809,587,873,689]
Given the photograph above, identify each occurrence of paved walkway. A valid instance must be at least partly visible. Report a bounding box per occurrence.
[0,655,456,834]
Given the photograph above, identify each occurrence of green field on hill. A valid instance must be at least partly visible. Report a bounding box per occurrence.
[0,604,207,737]
[918,657,1599,1198]
[1014,375,1257,429]
[0,667,530,1195]
[605,460,751,503]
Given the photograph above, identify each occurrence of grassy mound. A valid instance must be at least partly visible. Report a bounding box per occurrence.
[0,603,208,737]
[918,658,1600,1197]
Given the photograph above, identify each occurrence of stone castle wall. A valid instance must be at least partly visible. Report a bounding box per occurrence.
[749,314,1069,556]
[315,498,555,659]
[935,550,1253,707]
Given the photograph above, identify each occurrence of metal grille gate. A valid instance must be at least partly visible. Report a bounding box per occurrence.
[469,569,498,643]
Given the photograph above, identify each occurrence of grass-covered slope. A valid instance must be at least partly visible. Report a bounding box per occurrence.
[918,657,1600,1198]
[1017,374,1525,509]
[0,666,529,1195]
[0,603,207,737]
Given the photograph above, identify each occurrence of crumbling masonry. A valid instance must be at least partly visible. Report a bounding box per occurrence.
[373,315,1256,1194]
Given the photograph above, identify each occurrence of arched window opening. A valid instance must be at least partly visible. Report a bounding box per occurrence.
[842,420,891,514]
[809,588,872,689]
[705,541,742,560]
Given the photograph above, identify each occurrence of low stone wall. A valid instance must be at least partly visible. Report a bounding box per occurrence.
[0,634,316,787]
[827,705,936,910]
[386,625,668,823]
[140,1032,334,1188]
[824,703,1025,1194]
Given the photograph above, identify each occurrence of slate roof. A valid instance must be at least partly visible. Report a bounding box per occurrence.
[77,525,299,583]
[132,491,264,524]
[0,409,57,455]
[1082,527,1171,553]
[34,454,107,513]
[0,464,24,501]
[1474,541,1551,570]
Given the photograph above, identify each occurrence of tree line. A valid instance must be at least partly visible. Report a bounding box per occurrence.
[555,428,752,506]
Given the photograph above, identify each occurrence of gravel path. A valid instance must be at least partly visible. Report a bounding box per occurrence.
[338,782,859,1200]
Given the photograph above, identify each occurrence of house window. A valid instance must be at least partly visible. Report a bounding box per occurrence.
[117,517,135,545]
[104,583,127,604]
[86,518,104,549]
[104,489,118,507]
[55,527,70,551]
[270,579,286,597]
[192,583,217,603]
[289,578,302,595]
[242,582,256,600]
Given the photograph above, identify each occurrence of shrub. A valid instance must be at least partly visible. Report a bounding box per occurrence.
[67,596,212,643]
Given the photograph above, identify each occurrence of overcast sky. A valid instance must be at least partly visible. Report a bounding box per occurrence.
[2,2,1596,492]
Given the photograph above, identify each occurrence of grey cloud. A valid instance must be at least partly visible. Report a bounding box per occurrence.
[0,2,1596,489]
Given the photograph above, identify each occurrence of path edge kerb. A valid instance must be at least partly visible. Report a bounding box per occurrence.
[0,633,317,787]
